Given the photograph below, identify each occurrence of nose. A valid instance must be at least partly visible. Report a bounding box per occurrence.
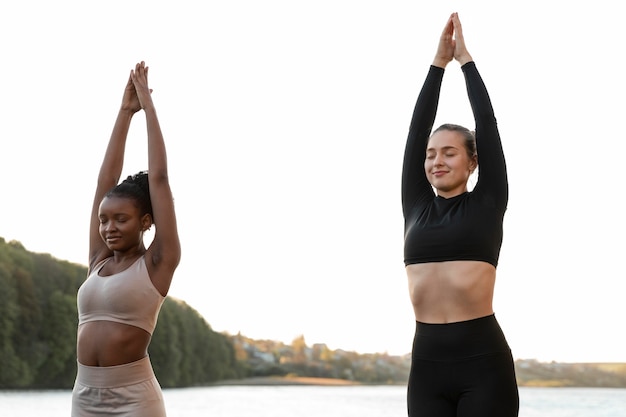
[104,221,117,232]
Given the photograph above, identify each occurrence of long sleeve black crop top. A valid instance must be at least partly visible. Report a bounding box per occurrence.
[402,62,508,267]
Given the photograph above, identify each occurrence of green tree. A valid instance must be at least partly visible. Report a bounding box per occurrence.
[0,262,29,387]
[37,291,78,387]
[150,298,183,387]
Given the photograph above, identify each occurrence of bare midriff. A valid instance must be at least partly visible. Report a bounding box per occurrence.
[77,321,152,367]
[406,260,496,324]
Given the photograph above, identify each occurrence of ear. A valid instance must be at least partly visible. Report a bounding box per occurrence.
[141,213,153,231]
[469,156,478,174]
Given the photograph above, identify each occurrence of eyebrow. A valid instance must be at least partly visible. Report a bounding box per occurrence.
[426,145,459,152]
[98,212,132,219]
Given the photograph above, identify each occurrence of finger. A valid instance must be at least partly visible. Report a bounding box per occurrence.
[441,15,454,39]
[140,63,149,82]
[452,13,463,38]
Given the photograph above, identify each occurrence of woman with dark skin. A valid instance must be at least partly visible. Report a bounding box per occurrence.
[72,61,180,416]
[402,13,519,416]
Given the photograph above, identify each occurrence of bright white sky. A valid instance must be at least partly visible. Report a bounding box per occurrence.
[1,1,624,363]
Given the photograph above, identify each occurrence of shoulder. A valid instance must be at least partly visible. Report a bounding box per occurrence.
[88,256,111,275]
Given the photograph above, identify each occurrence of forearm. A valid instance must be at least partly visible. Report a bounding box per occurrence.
[462,62,495,125]
[98,109,134,185]
[144,108,169,180]
[408,66,444,140]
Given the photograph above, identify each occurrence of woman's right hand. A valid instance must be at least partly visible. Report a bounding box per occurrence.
[120,71,142,114]
[433,13,455,68]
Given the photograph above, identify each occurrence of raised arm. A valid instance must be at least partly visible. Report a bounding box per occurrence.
[453,14,508,208]
[402,14,455,218]
[88,74,142,270]
[131,62,181,296]
[401,68,443,218]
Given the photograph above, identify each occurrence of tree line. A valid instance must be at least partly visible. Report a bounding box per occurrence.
[0,237,243,389]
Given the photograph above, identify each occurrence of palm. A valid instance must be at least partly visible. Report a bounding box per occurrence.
[434,16,455,64]
[121,77,142,113]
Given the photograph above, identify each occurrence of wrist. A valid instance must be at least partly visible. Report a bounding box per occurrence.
[141,102,156,113]
[140,106,157,118]
[118,107,137,117]
[432,57,450,69]
[456,54,473,66]
[138,95,156,113]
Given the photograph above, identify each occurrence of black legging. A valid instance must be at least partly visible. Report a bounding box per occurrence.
[407,315,519,417]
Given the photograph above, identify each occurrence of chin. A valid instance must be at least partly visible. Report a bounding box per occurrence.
[432,182,451,193]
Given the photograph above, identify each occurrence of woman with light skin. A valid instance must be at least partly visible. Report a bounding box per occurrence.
[72,61,180,416]
[402,13,519,416]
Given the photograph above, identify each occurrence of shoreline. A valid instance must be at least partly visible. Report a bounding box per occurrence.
[211,376,366,386]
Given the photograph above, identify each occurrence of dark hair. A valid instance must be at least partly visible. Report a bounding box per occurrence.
[105,171,153,220]
[431,124,477,159]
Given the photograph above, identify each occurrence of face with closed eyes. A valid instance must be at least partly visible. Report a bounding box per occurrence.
[425,130,477,199]
[98,196,151,252]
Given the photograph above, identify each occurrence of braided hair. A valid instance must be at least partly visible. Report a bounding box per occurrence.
[105,171,153,221]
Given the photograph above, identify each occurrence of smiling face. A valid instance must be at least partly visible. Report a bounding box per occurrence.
[98,196,151,252]
[425,129,477,198]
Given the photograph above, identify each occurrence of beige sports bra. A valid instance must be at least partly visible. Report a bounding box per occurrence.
[77,256,165,335]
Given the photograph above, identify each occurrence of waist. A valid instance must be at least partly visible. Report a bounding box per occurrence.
[76,356,155,388]
[412,314,510,360]
[77,321,152,366]
[407,261,496,322]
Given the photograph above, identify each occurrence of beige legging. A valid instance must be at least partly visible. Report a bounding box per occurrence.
[71,356,166,416]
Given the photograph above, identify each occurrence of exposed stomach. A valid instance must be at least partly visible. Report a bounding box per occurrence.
[406,260,497,323]
[77,321,152,367]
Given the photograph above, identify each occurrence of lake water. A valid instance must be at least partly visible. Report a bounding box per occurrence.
[1,386,625,416]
